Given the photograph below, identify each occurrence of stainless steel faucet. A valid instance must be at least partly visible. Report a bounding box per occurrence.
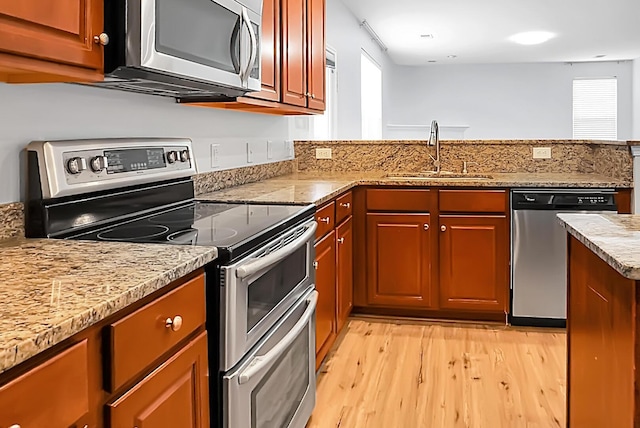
[427,120,440,173]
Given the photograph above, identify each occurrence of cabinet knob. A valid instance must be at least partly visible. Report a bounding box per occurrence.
[9,425,21,428]
[424,224,429,231]
[440,225,447,232]
[165,315,183,332]
[337,237,345,244]
[311,94,316,99]
[313,261,319,269]
[93,33,110,46]
[318,216,331,224]
[339,202,351,209]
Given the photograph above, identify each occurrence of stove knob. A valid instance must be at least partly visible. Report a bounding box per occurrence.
[90,156,108,173]
[66,157,87,175]
[180,149,190,162]
[166,151,178,164]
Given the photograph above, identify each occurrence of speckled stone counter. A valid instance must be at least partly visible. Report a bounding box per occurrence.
[0,238,217,374]
[197,171,631,206]
[558,214,640,280]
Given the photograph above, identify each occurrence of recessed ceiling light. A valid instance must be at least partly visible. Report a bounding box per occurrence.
[447,55,457,59]
[594,54,607,58]
[508,31,555,46]
[420,34,434,39]
[427,60,437,63]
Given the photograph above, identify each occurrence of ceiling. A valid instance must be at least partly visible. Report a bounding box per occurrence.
[340,0,640,65]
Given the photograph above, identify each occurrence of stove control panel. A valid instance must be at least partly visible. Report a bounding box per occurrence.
[27,138,197,199]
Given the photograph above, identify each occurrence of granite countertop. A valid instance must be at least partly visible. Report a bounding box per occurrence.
[558,214,640,280]
[0,238,218,375]
[197,171,631,206]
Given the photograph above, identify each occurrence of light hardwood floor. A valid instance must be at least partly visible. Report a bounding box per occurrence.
[308,318,566,428]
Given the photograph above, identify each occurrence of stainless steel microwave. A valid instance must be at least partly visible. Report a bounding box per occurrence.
[97,0,262,99]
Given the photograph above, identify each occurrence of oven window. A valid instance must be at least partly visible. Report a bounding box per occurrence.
[156,0,240,73]
[247,246,307,331]
[251,331,310,428]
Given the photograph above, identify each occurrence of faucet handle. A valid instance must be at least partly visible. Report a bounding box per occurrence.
[462,161,478,174]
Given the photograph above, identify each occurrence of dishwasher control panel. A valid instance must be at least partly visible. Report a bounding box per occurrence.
[511,190,617,211]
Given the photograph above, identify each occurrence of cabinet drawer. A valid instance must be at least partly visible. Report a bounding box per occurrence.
[108,274,206,392]
[367,188,432,212]
[0,340,89,428]
[315,201,335,240]
[439,190,507,213]
[335,191,353,224]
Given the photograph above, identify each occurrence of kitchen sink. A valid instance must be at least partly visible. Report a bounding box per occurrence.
[385,171,493,180]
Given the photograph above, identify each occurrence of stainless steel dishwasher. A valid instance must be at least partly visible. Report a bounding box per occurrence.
[510,189,617,327]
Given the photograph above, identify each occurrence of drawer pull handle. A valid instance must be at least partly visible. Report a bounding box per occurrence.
[441,225,447,232]
[340,202,351,209]
[165,315,183,332]
[318,216,331,224]
[337,237,345,244]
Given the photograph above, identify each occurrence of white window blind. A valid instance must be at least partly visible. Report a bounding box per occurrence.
[572,78,617,140]
[361,51,382,139]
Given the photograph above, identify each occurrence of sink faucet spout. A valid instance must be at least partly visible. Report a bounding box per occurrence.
[427,120,440,173]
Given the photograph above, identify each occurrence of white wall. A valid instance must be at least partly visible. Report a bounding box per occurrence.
[291,0,392,140]
[633,58,640,139]
[384,61,634,140]
[0,83,294,204]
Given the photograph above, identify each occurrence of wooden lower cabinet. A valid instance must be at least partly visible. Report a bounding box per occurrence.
[568,237,635,427]
[438,215,508,312]
[108,331,210,428]
[366,213,434,308]
[315,230,336,368]
[336,216,353,332]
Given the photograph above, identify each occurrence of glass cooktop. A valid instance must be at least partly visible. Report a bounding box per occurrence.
[69,201,315,253]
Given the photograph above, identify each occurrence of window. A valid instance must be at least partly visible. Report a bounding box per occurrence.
[573,78,617,139]
[361,51,382,139]
[311,48,337,140]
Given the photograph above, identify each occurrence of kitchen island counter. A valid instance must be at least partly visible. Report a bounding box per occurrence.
[0,238,217,374]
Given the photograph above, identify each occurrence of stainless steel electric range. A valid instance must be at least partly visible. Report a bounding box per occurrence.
[25,138,318,428]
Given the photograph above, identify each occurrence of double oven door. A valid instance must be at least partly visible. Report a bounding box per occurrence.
[219,219,318,428]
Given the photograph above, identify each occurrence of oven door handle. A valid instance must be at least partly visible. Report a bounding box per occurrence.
[238,291,318,385]
[235,221,317,279]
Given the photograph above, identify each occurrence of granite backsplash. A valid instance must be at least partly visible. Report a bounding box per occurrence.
[294,140,633,183]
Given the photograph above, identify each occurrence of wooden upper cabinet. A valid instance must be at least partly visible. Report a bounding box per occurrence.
[247,0,280,102]
[336,216,353,332]
[0,0,104,82]
[315,230,337,368]
[438,215,508,313]
[366,213,434,308]
[281,0,307,107]
[306,0,326,110]
[108,332,210,428]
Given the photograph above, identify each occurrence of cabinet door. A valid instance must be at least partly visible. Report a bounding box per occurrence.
[315,230,336,368]
[0,0,103,73]
[438,215,508,312]
[306,0,325,110]
[366,213,434,308]
[247,0,280,101]
[336,216,353,332]
[107,332,210,428]
[281,0,307,107]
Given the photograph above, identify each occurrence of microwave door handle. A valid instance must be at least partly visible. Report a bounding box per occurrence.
[230,16,242,75]
[235,221,317,279]
[243,7,258,84]
[240,7,256,84]
[238,291,318,385]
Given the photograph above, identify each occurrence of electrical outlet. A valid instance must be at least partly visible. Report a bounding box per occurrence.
[267,140,274,159]
[315,148,332,159]
[247,142,253,163]
[210,144,220,168]
[532,147,552,159]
